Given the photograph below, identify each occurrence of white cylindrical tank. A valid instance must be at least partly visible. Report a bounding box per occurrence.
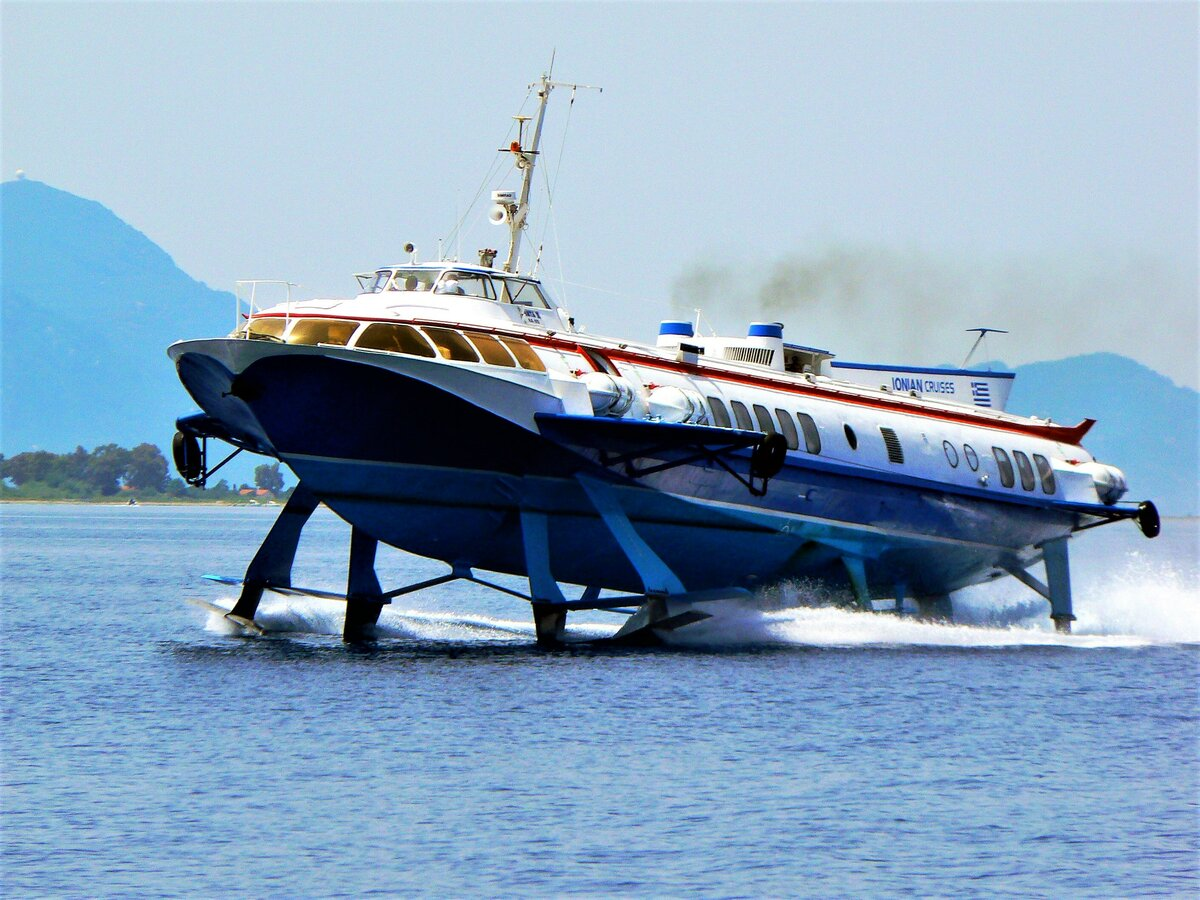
[581,372,635,416]
[646,385,708,424]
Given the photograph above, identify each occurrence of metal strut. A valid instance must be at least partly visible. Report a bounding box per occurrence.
[227,483,320,629]
[1002,536,1076,632]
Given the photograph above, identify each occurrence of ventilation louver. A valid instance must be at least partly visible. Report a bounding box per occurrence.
[880,427,904,464]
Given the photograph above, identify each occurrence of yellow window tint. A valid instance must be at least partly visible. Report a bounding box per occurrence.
[466,332,516,366]
[286,318,358,346]
[421,327,481,362]
[355,323,436,357]
[499,338,547,371]
[246,317,286,340]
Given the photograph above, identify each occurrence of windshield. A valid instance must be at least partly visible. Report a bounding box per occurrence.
[389,270,439,292]
[502,279,551,309]
[434,270,496,299]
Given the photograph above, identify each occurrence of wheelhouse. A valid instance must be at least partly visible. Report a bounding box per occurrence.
[354,266,554,309]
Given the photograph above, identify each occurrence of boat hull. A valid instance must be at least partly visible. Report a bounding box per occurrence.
[172,340,1076,601]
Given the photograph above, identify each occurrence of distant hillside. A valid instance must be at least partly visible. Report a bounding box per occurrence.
[1008,354,1198,515]
[3,179,1195,514]
[1,179,231,455]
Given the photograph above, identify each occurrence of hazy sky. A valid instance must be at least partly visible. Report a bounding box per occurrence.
[5,2,1197,388]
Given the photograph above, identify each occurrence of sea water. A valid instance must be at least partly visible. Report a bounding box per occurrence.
[2,503,1197,896]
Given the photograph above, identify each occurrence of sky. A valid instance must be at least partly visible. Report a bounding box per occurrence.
[4,1,1197,389]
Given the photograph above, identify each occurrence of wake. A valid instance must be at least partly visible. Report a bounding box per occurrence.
[193,552,1199,650]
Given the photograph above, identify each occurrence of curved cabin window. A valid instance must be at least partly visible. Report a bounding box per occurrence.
[796,412,821,454]
[246,317,286,341]
[775,409,799,450]
[844,423,858,450]
[993,447,1015,488]
[421,327,481,362]
[753,404,777,435]
[465,332,516,366]
[708,397,732,429]
[286,318,358,346]
[730,400,753,430]
[354,323,436,357]
[499,337,547,371]
[1012,450,1036,492]
[1033,453,1056,495]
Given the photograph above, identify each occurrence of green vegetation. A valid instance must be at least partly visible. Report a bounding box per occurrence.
[0,444,290,503]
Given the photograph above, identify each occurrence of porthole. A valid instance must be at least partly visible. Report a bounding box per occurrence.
[844,424,858,450]
[964,444,979,471]
[943,440,959,468]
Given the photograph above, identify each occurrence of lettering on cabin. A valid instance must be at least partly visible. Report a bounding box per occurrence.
[891,374,957,395]
[521,308,543,325]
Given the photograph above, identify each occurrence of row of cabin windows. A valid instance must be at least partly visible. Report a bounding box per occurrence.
[707,397,822,454]
[943,439,1055,494]
[246,317,547,372]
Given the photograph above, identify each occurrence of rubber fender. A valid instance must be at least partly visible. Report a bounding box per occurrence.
[172,431,202,482]
[1137,500,1161,539]
[750,432,788,479]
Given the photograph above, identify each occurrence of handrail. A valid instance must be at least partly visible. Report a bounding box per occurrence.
[234,280,298,337]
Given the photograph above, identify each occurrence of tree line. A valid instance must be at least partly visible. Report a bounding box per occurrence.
[0,443,287,501]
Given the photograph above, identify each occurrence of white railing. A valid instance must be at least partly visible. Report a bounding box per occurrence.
[234,280,299,336]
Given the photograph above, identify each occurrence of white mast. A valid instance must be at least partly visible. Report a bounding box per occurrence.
[494,71,600,274]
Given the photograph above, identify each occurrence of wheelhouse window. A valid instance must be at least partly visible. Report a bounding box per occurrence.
[435,271,497,299]
[246,317,286,341]
[993,447,1015,488]
[1012,450,1036,492]
[421,327,481,362]
[388,270,438,293]
[499,337,547,371]
[354,323,436,357]
[943,440,959,468]
[708,397,732,429]
[730,400,753,430]
[775,409,799,450]
[796,412,821,454]
[753,404,777,435]
[286,318,358,346]
[1033,454,1056,495]
[357,270,393,294]
[465,332,517,367]
[502,279,551,309]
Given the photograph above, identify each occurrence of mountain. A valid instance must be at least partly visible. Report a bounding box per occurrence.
[1007,354,1198,516]
[3,179,1196,513]
[2,178,231,456]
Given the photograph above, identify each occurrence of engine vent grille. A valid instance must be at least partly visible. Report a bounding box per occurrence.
[880,427,905,464]
[724,346,775,367]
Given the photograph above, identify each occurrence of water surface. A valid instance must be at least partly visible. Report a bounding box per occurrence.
[3,504,1197,896]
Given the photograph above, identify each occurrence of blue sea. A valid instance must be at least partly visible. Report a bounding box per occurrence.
[3,503,1197,897]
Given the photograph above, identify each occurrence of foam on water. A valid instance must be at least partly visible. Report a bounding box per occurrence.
[196,548,1198,650]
